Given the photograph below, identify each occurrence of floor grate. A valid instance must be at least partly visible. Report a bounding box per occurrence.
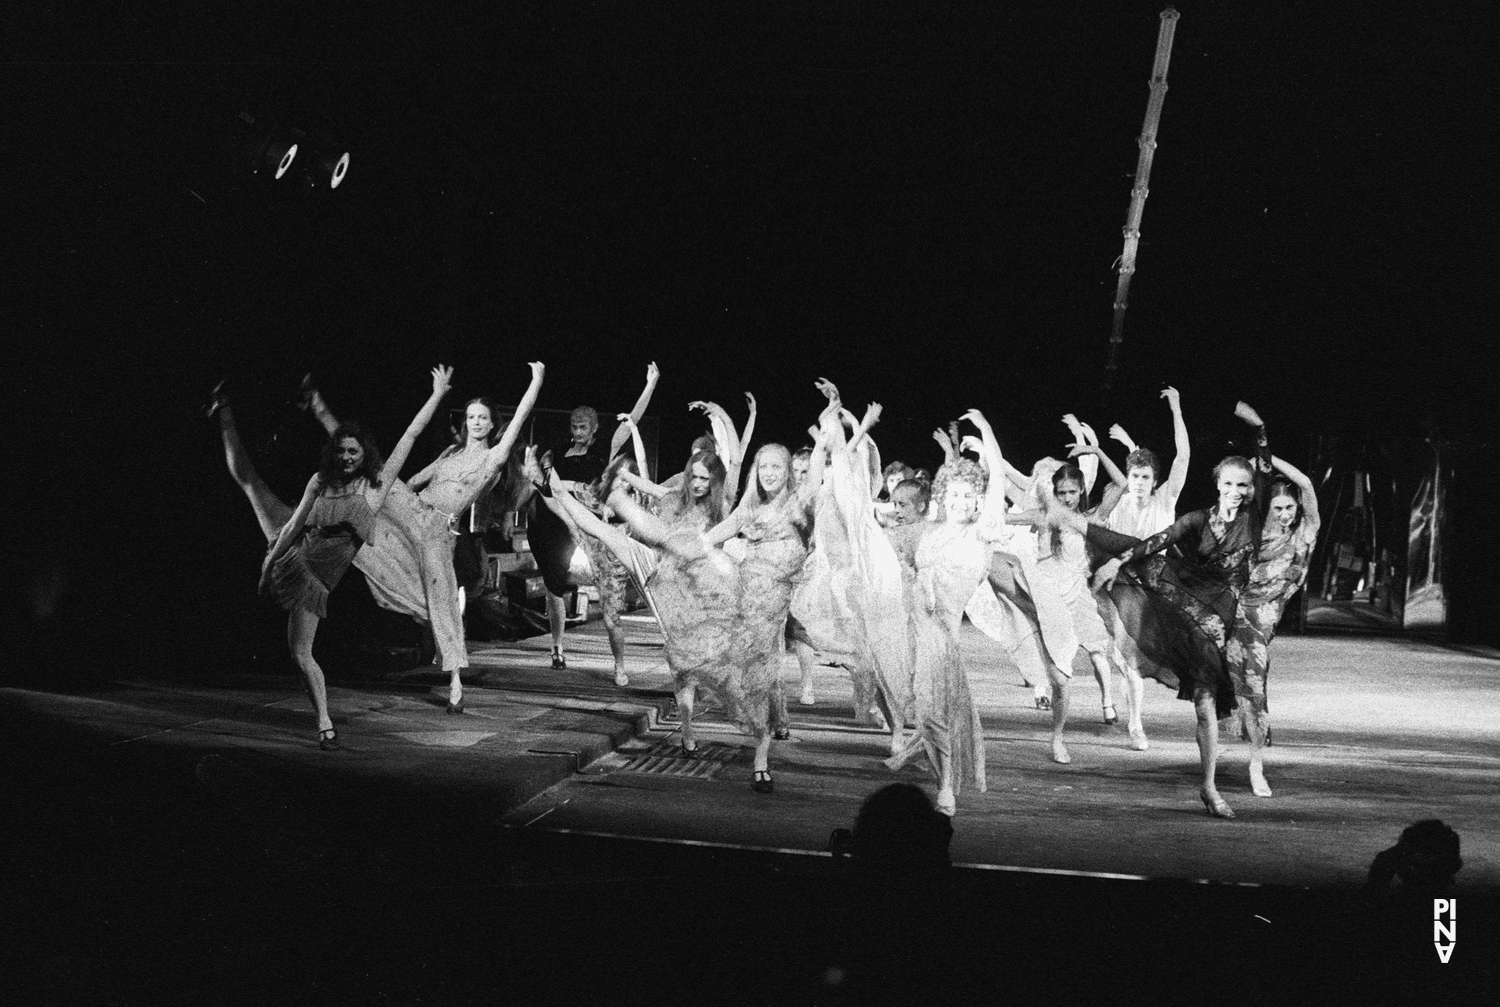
[613,738,738,780]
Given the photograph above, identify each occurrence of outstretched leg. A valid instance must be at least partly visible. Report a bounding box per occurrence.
[218,403,293,542]
[1194,686,1232,818]
[287,607,335,745]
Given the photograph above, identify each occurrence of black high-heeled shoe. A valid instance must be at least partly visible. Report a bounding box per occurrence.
[445,699,466,715]
[318,727,341,751]
[751,770,774,794]
[550,650,567,670]
[1102,704,1119,725]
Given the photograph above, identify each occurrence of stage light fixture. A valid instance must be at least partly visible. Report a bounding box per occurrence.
[236,111,299,180]
[307,133,351,190]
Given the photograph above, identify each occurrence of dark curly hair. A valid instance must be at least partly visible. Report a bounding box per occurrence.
[320,422,384,488]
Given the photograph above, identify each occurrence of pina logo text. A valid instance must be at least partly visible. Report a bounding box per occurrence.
[1433,899,1456,963]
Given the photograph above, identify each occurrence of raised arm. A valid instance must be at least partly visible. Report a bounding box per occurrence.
[609,361,660,460]
[1070,440,1129,490]
[846,401,881,455]
[739,392,758,457]
[1108,423,1138,455]
[961,408,1008,520]
[1272,454,1320,531]
[932,427,956,465]
[494,362,545,464]
[373,365,453,510]
[1161,386,1190,499]
[616,412,651,478]
[1063,415,1099,496]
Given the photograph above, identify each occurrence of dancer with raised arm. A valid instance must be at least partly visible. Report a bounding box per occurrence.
[529,362,659,674]
[1225,404,1321,797]
[1009,462,1132,763]
[546,460,780,792]
[786,394,897,732]
[689,393,756,507]
[1092,386,1190,537]
[878,407,1005,816]
[702,432,824,782]
[249,366,451,749]
[1067,404,1272,818]
[301,363,544,713]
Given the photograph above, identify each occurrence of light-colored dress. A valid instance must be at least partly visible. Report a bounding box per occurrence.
[1031,525,1113,655]
[884,523,989,795]
[266,480,377,619]
[355,448,502,673]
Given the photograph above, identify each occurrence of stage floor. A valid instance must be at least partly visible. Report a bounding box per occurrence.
[5,625,1496,891]
[487,625,1500,890]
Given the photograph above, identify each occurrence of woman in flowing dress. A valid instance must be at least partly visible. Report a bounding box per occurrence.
[303,363,545,712]
[1072,403,1272,818]
[876,408,1007,816]
[1225,440,1321,797]
[237,366,452,748]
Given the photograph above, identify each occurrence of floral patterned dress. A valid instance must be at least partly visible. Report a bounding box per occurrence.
[1225,516,1320,719]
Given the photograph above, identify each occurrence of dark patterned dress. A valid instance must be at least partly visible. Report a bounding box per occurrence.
[1083,429,1274,718]
[1086,508,1257,718]
[1226,516,1320,720]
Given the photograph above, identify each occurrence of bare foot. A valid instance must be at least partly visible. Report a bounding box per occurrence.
[935,787,956,816]
[1128,723,1149,751]
[1250,765,1272,798]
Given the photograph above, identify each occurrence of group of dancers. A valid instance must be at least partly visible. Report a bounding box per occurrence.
[211,360,1320,819]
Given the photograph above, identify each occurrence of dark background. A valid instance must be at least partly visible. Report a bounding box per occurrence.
[6,1,1497,676]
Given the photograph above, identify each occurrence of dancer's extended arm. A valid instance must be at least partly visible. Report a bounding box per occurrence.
[739,392,758,458]
[961,408,1009,523]
[1272,454,1321,531]
[372,365,453,510]
[1087,510,1206,589]
[1108,423,1138,455]
[616,413,652,480]
[932,427,956,465]
[1070,439,1129,490]
[261,474,324,588]
[1063,414,1100,496]
[1161,386,1190,501]
[609,361,660,460]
